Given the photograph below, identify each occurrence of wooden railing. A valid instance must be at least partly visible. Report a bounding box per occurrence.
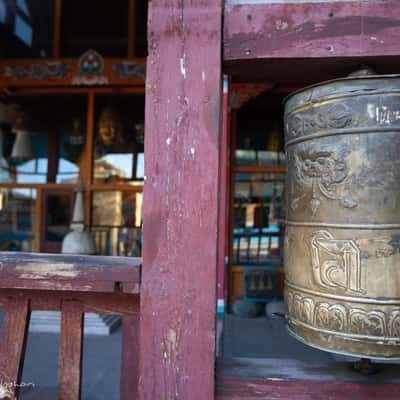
[0,252,141,400]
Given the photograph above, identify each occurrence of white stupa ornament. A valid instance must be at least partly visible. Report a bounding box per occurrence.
[61,181,95,254]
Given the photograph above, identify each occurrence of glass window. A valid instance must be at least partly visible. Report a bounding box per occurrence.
[2,0,54,58]
[233,173,285,265]
[0,95,86,184]
[45,194,72,242]
[91,190,142,257]
[56,117,86,184]
[93,95,144,184]
[0,187,36,251]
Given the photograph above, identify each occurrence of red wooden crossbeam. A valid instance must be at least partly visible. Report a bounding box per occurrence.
[216,377,400,400]
[0,252,141,400]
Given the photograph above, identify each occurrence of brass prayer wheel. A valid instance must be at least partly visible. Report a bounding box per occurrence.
[284,73,400,359]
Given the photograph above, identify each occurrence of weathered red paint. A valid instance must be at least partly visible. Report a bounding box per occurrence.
[0,298,30,399]
[0,252,141,399]
[217,76,230,306]
[217,377,400,400]
[224,1,400,61]
[121,314,140,400]
[0,252,141,294]
[139,1,223,399]
[58,300,84,400]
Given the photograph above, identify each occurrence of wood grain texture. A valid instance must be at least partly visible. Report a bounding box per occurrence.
[139,1,223,399]
[0,298,30,399]
[224,0,400,60]
[0,252,140,293]
[217,378,400,400]
[217,76,230,305]
[0,290,139,315]
[58,300,84,400]
[121,314,140,400]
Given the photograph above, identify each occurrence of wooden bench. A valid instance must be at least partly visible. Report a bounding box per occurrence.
[0,252,140,400]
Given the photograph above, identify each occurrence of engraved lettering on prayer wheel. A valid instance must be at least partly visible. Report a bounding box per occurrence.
[284,73,400,359]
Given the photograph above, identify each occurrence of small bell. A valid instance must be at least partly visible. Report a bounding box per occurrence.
[61,181,95,255]
[11,113,34,161]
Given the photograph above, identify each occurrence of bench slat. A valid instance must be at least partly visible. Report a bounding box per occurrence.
[0,298,30,399]
[121,313,140,400]
[58,300,84,400]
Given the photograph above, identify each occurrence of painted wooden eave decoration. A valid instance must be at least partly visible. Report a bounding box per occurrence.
[224,0,400,60]
[0,54,146,89]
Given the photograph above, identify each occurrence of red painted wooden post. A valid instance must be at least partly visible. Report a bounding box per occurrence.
[0,298,30,399]
[58,300,84,400]
[139,1,223,399]
[120,313,140,400]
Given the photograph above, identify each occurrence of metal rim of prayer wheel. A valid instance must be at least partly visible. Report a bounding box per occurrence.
[284,72,400,359]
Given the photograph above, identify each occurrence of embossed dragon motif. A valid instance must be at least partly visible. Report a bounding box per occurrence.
[291,145,358,215]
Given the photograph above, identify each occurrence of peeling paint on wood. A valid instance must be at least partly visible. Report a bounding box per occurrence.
[227,0,366,4]
[224,0,400,60]
[139,1,223,399]
[16,262,79,279]
[217,377,400,399]
[0,252,140,293]
[0,254,140,400]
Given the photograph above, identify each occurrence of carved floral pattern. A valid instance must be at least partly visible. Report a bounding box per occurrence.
[349,309,386,336]
[286,289,400,340]
[315,302,347,332]
[388,311,400,337]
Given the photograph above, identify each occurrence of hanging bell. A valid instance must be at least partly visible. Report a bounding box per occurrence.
[11,113,34,161]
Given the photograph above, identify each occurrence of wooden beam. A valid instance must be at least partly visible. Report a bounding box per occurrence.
[217,377,400,400]
[53,0,63,58]
[0,252,141,293]
[139,2,223,399]
[47,128,58,183]
[84,92,95,227]
[224,0,400,61]
[128,0,137,58]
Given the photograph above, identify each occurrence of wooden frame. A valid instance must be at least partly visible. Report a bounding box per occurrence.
[39,187,74,253]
